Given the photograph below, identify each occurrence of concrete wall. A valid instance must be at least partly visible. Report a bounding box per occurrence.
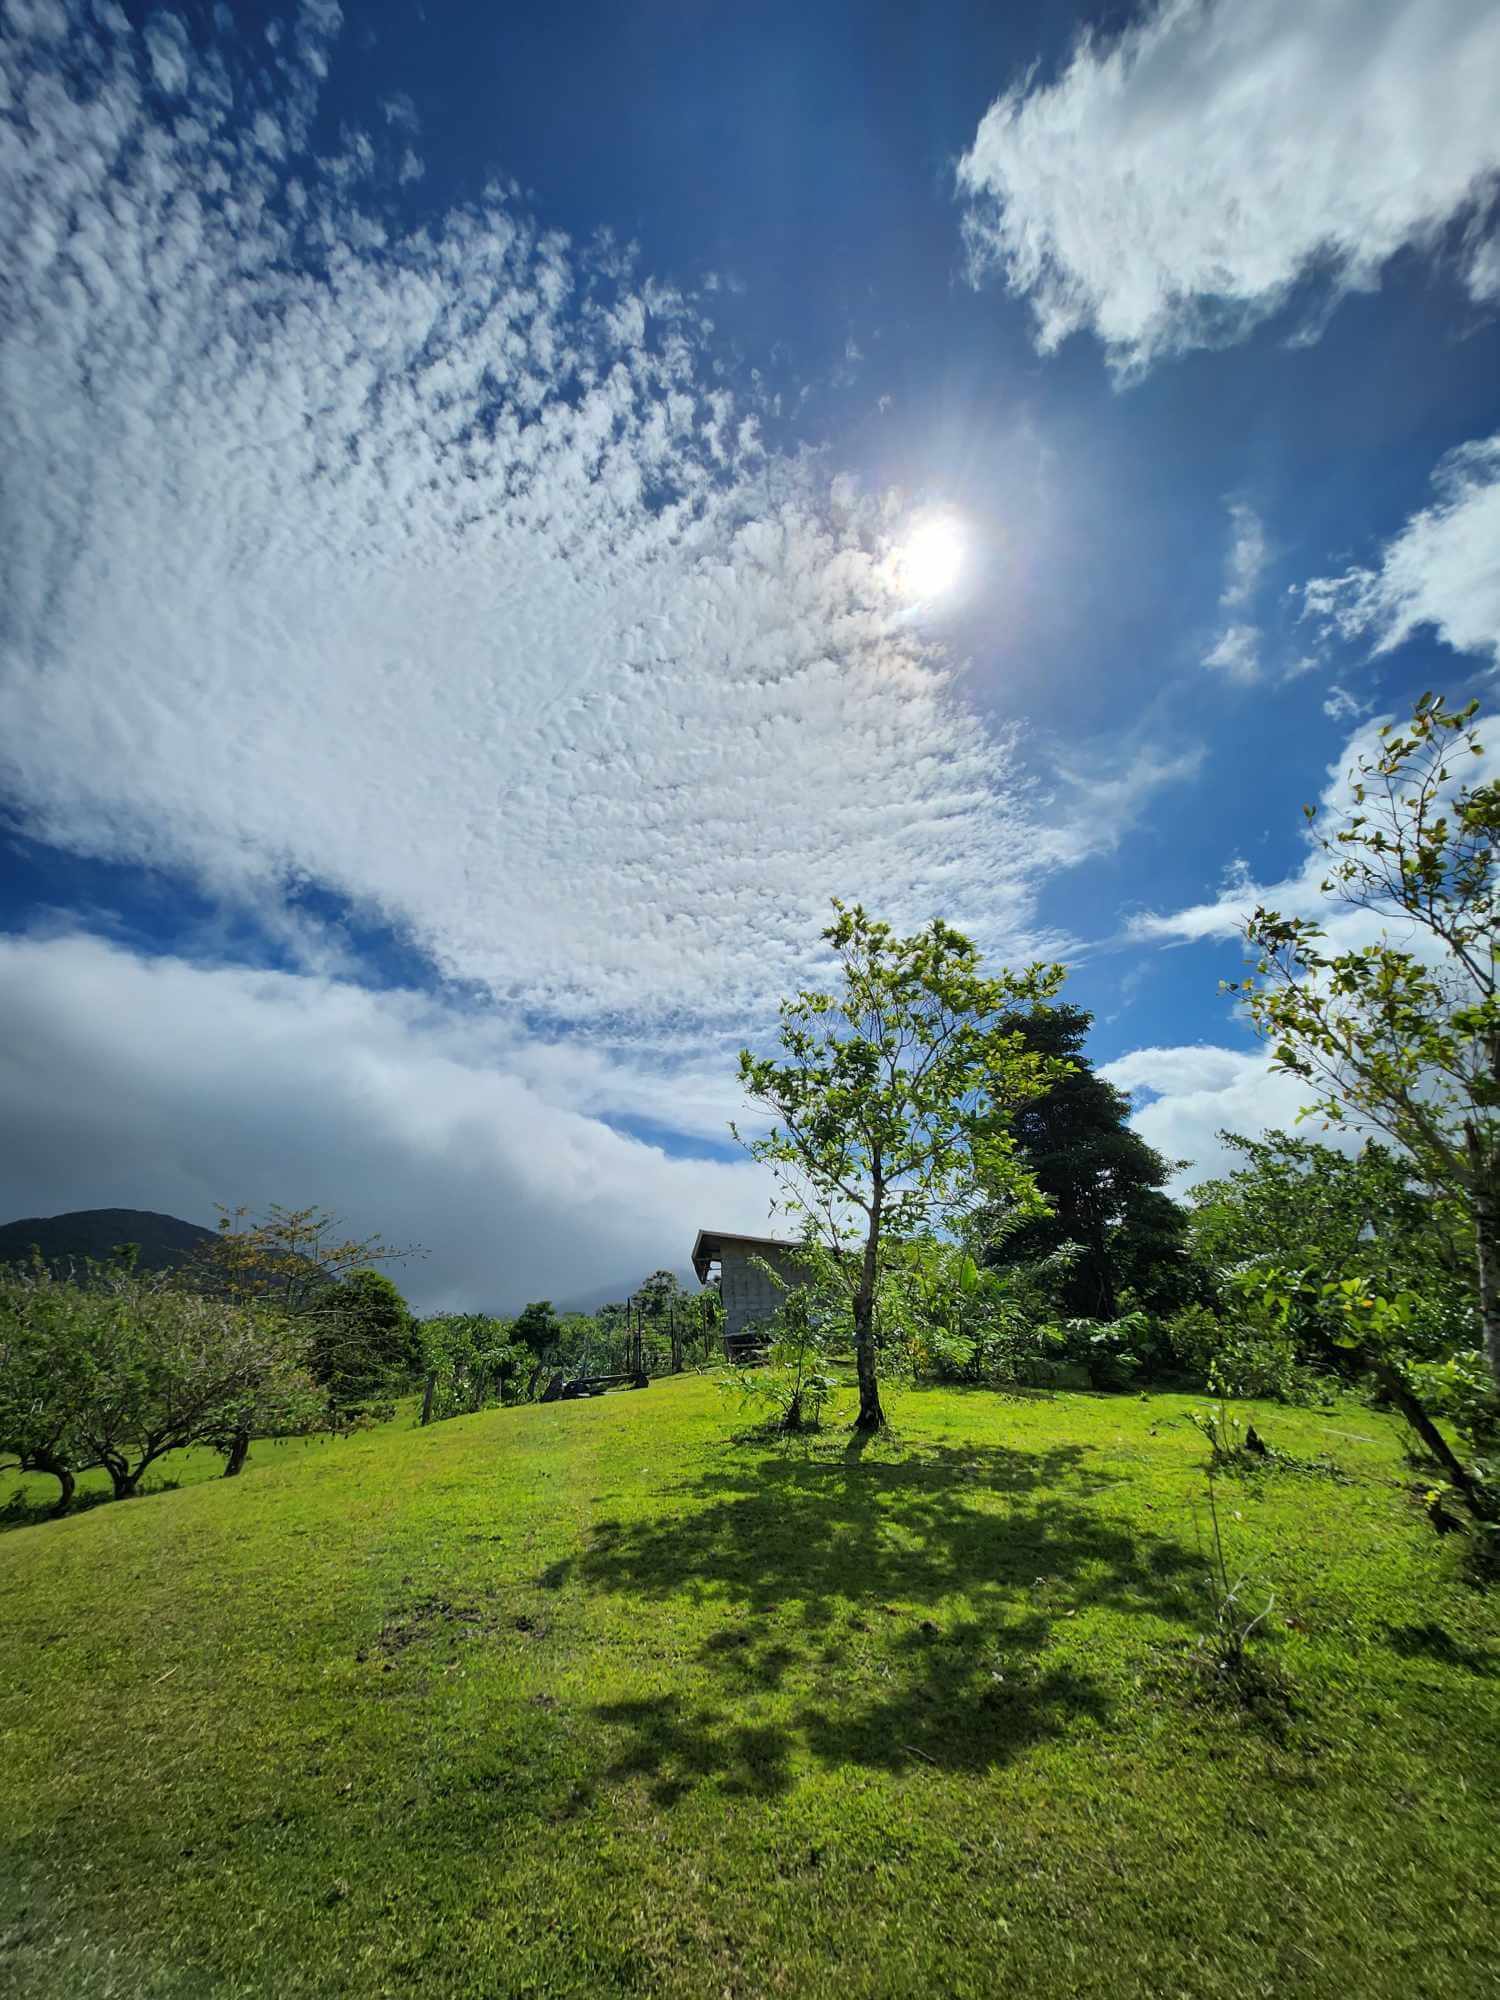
[720,1243,810,1350]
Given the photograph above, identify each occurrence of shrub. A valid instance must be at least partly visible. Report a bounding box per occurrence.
[418,1314,530,1422]
[1166,1301,1330,1404]
[1050,1311,1177,1390]
[721,1279,841,1433]
[1408,1349,1500,1455]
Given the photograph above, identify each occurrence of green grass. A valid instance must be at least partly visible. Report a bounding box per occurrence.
[2,1378,1497,1999]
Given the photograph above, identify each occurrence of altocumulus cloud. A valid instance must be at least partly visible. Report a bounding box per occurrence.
[0,0,1048,1040]
[957,0,1500,377]
[0,0,1064,1298]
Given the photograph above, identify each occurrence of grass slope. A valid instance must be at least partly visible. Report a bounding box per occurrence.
[3,1379,1497,1999]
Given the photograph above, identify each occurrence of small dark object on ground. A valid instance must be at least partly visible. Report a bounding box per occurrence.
[559,1372,651,1400]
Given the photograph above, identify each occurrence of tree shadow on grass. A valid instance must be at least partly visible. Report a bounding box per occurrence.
[571,1438,1205,1799]
[592,1694,795,1805]
[1383,1620,1497,1677]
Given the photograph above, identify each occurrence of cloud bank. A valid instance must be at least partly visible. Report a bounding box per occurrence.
[0,931,774,1311]
[1099,1042,1349,1191]
[0,0,1048,1041]
[957,0,1500,376]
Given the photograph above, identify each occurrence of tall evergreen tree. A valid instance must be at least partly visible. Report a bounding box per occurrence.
[983,1005,1194,1318]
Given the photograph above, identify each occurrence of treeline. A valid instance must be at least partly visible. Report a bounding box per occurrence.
[416,1275,723,1422]
[0,1206,722,1519]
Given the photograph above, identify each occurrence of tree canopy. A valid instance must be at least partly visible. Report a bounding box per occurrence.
[982,1003,1194,1318]
[738,900,1067,1431]
[1241,693,1500,1386]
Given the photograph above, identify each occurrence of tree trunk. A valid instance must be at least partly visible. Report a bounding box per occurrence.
[420,1372,437,1425]
[852,1200,885,1433]
[852,1289,884,1431]
[30,1450,75,1518]
[222,1425,251,1478]
[1466,1125,1500,1390]
[1377,1361,1497,1522]
[107,1464,139,1500]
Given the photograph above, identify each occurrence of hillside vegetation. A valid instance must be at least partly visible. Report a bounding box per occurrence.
[3,1375,1496,2000]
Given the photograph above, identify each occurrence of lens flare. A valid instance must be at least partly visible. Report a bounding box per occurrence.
[899,516,964,599]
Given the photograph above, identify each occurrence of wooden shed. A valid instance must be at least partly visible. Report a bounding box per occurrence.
[690,1228,813,1359]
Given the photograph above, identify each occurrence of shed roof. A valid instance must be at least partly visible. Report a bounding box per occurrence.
[690,1227,809,1284]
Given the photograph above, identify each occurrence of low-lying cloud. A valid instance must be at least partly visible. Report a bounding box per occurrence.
[0,931,774,1311]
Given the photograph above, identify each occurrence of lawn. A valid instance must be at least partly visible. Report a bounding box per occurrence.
[2,1376,1497,1999]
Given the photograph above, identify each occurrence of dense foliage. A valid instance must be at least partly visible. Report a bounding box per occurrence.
[0,1259,324,1513]
[982,1004,1196,1319]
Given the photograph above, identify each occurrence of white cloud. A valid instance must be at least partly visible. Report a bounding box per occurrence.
[1202,502,1268,681]
[957,0,1500,376]
[1220,502,1267,611]
[1202,623,1261,685]
[0,931,775,1310]
[0,3,1052,1043]
[1320,684,1369,724]
[1099,1042,1354,1188]
[1034,737,1204,867]
[1302,432,1500,665]
[1131,707,1500,948]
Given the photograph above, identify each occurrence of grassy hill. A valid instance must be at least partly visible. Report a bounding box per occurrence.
[3,1378,1497,1998]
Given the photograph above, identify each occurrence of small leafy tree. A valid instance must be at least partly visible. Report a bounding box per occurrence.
[1244,1264,1495,1526]
[636,1270,683,1315]
[737,902,1066,1431]
[193,1204,421,1317]
[1187,1130,1471,1372]
[1241,694,1500,1386]
[510,1300,562,1360]
[721,1256,843,1433]
[418,1313,527,1421]
[0,1260,100,1515]
[0,1263,323,1508]
[309,1267,420,1408]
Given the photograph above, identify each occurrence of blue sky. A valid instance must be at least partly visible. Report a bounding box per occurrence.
[2,0,1498,1308]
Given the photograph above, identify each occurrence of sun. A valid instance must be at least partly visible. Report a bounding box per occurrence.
[898,515,965,599]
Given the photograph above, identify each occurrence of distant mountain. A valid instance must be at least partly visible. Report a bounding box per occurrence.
[0,1207,217,1276]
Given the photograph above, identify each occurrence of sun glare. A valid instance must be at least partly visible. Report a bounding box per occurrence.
[899,515,965,600]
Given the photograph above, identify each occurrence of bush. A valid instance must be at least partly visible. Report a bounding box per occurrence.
[1050,1311,1179,1390]
[721,1277,841,1433]
[418,1314,530,1422]
[1407,1349,1500,1455]
[1166,1302,1331,1404]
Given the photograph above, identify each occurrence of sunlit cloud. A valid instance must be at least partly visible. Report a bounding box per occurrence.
[957,0,1500,378]
[1302,432,1500,667]
[0,1,1055,1043]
